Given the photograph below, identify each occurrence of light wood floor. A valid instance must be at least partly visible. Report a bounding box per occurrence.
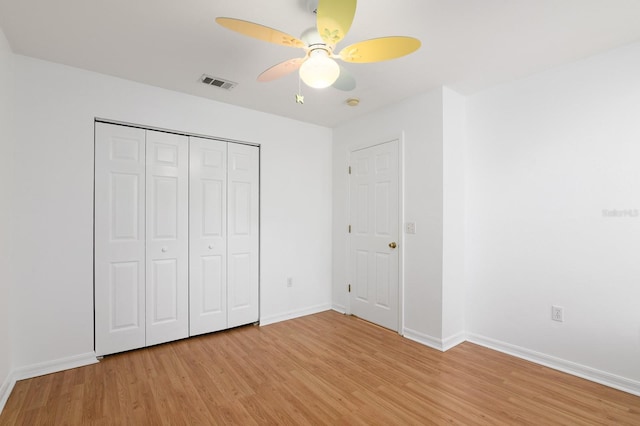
[1,311,639,425]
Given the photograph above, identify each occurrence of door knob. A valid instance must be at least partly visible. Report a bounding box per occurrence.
[208,245,214,250]
[389,242,397,249]
[161,247,168,253]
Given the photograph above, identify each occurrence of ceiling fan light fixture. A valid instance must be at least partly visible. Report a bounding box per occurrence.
[299,49,340,89]
[216,0,421,91]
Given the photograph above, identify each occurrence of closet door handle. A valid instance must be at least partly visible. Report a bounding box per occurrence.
[161,247,168,253]
[208,245,214,250]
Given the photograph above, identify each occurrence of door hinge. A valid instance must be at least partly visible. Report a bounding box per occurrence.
[348,166,351,174]
[348,225,351,233]
[348,284,351,293]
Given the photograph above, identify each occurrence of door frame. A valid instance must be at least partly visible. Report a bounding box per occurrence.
[346,134,405,334]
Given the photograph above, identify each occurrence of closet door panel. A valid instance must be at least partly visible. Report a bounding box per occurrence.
[227,144,259,328]
[189,137,228,336]
[146,130,189,346]
[95,123,146,356]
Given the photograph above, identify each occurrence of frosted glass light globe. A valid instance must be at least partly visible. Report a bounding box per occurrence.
[299,50,340,89]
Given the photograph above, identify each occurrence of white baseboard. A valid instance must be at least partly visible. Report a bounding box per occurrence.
[0,352,98,415]
[442,331,467,351]
[403,328,466,352]
[259,303,332,326]
[467,333,640,397]
[331,304,347,314]
[0,370,17,415]
[12,352,99,382]
[403,328,444,351]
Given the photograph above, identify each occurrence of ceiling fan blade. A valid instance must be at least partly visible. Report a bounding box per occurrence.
[332,66,356,91]
[316,0,357,45]
[339,36,421,63]
[257,58,305,82]
[216,17,305,48]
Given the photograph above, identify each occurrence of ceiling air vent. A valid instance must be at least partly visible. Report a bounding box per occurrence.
[200,74,237,90]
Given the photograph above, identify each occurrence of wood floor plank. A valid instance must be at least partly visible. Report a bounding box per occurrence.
[1,311,639,425]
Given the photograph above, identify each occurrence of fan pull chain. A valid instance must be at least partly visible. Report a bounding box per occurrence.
[296,75,304,105]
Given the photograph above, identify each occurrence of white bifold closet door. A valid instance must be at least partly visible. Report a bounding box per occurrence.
[189,137,228,335]
[226,142,259,328]
[95,123,189,356]
[95,123,146,356]
[145,130,189,346]
[189,137,259,336]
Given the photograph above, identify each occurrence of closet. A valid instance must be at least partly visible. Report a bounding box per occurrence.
[94,122,259,357]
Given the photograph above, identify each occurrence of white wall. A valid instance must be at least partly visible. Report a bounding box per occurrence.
[0,24,15,408]
[333,88,455,344]
[442,88,467,345]
[466,41,640,386]
[10,55,333,371]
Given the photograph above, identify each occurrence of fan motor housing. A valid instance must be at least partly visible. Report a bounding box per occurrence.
[301,27,325,47]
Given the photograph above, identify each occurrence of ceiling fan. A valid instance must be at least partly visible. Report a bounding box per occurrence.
[216,0,421,91]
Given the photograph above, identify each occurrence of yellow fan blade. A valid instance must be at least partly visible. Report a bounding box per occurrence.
[258,58,305,82]
[316,0,357,45]
[216,17,304,48]
[339,36,421,63]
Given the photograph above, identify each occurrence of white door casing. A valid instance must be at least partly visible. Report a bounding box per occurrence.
[349,140,400,331]
[145,130,189,346]
[94,123,146,356]
[189,137,228,336]
[227,143,259,328]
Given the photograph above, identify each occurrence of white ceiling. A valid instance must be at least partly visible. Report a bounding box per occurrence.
[2,0,640,127]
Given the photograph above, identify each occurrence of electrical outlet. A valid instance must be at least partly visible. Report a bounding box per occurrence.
[552,305,564,322]
[405,222,416,234]
[287,277,293,288]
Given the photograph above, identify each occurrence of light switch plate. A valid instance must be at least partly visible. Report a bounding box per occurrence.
[405,222,416,234]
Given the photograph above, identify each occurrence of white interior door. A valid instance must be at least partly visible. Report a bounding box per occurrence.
[189,137,228,336]
[349,140,399,331]
[94,123,146,356]
[227,143,259,328]
[145,130,189,346]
